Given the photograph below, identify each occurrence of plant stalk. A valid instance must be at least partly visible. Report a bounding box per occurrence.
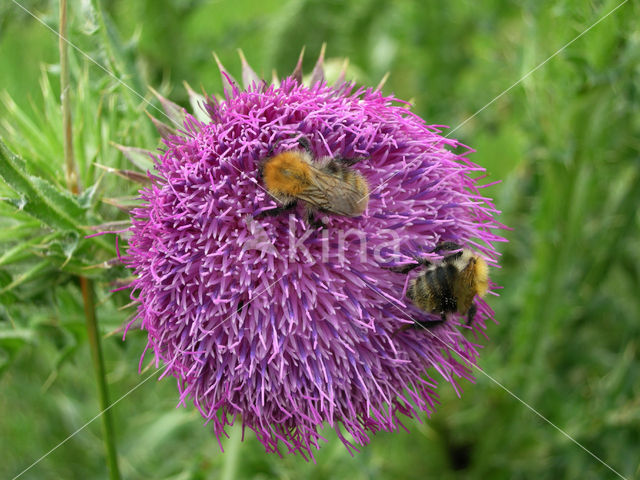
[59,1,121,478]
[221,425,243,480]
[59,0,79,195]
[80,277,121,480]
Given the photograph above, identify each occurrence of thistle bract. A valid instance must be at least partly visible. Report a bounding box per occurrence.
[123,51,505,459]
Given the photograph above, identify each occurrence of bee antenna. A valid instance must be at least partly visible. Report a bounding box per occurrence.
[414,255,433,267]
[297,135,312,153]
[333,155,367,167]
[272,132,297,155]
[433,241,462,253]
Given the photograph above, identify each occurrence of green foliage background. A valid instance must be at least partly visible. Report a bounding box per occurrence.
[1,0,639,478]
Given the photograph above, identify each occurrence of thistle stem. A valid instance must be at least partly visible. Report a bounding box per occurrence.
[221,425,243,480]
[59,0,79,194]
[80,277,121,480]
[59,1,121,478]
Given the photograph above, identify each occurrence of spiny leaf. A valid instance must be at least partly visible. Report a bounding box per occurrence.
[0,270,17,305]
[30,177,86,219]
[0,260,51,294]
[0,139,85,230]
[0,91,57,167]
[0,219,41,242]
[0,328,36,375]
[0,233,59,267]
[77,181,100,209]
[48,230,81,263]
[91,0,146,98]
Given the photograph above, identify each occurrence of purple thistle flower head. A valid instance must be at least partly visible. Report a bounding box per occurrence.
[123,50,506,459]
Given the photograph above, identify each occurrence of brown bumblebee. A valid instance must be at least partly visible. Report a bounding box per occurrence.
[389,242,489,328]
[259,137,369,225]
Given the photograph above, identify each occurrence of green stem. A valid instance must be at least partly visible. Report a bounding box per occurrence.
[221,425,243,480]
[59,0,79,194]
[59,2,121,479]
[80,277,122,480]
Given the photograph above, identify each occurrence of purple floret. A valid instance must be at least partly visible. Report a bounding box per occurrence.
[125,71,505,459]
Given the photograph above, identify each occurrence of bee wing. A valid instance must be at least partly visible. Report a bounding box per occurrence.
[298,168,363,216]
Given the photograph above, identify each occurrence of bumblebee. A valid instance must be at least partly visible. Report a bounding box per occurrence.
[259,137,369,225]
[389,242,489,328]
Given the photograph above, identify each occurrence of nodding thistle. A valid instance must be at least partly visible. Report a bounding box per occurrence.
[119,48,505,459]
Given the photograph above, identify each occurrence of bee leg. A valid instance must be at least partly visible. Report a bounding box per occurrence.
[391,323,413,338]
[414,314,447,329]
[308,215,325,229]
[394,312,447,335]
[333,155,367,167]
[466,304,477,325]
[255,202,297,218]
[306,210,328,229]
[385,263,421,274]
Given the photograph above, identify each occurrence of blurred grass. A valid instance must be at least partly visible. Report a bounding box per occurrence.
[1,0,639,479]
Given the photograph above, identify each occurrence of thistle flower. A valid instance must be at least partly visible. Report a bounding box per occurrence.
[120,49,505,459]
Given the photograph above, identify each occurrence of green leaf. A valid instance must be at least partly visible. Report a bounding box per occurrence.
[0,139,86,230]
[0,219,41,242]
[0,91,58,171]
[0,233,58,267]
[77,181,100,209]
[0,269,18,305]
[0,328,36,342]
[48,230,81,263]
[0,260,51,294]
[0,327,36,375]
[91,0,147,103]
[30,177,86,219]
